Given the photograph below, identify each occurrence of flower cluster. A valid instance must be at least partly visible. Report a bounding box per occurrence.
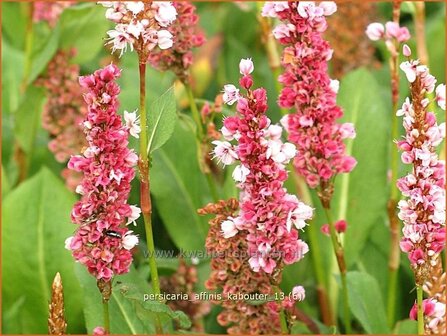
[33,1,74,27]
[65,64,141,282]
[214,59,312,274]
[326,2,377,77]
[396,46,445,286]
[99,1,177,57]
[199,199,281,334]
[147,1,205,83]
[366,21,410,55]
[263,1,357,193]
[160,259,211,331]
[200,200,306,334]
[36,49,87,191]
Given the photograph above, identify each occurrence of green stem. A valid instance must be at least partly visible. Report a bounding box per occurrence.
[279,309,289,334]
[290,169,334,326]
[416,285,424,335]
[274,287,289,334]
[103,300,110,333]
[185,82,220,202]
[387,3,403,326]
[205,170,219,201]
[138,61,163,334]
[185,83,204,139]
[323,207,352,334]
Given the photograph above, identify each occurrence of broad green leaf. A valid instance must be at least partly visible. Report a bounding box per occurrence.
[28,24,60,85]
[14,85,46,154]
[393,319,418,334]
[346,271,390,334]
[2,168,84,333]
[75,265,154,334]
[1,39,24,115]
[116,282,192,330]
[335,68,389,268]
[147,86,177,153]
[1,2,27,50]
[1,165,11,198]
[59,3,111,63]
[151,116,211,251]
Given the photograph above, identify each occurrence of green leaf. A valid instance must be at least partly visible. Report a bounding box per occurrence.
[393,319,418,334]
[75,265,153,334]
[116,282,192,330]
[1,39,24,114]
[59,3,111,63]
[335,68,389,267]
[151,116,211,251]
[2,168,84,333]
[14,85,46,154]
[1,165,11,198]
[28,24,60,85]
[346,271,390,334]
[401,2,416,14]
[1,2,27,50]
[147,86,177,153]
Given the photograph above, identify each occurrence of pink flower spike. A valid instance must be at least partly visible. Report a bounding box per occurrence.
[403,44,412,57]
[366,22,385,41]
[68,64,138,281]
[214,60,312,274]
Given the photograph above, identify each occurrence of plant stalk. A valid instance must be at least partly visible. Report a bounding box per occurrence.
[387,1,402,327]
[412,2,436,111]
[279,309,289,334]
[416,285,424,335]
[185,82,219,202]
[323,207,351,334]
[275,287,289,334]
[103,301,110,334]
[138,61,163,334]
[290,170,334,326]
[185,83,204,139]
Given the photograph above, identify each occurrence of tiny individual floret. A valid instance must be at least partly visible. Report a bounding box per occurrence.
[124,110,141,138]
